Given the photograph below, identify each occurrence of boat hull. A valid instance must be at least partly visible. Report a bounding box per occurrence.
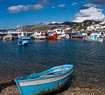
[20,36,31,40]
[18,40,29,46]
[17,74,72,95]
[71,35,84,38]
[46,35,58,40]
[3,35,14,40]
[84,38,103,42]
[33,36,46,40]
[15,65,73,95]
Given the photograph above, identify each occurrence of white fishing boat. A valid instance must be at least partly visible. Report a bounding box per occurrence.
[54,28,70,39]
[18,32,31,40]
[32,31,46,40]
[84,33,103,42]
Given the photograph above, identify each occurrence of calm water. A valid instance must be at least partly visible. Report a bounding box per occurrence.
[0,39,105,86]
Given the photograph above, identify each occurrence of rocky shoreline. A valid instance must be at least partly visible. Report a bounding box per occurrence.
[58,82,105,95]
[0,80,105,95]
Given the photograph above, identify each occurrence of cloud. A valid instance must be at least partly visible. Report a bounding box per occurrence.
[79,4,97,10]
[32,4,44,10]
[8,5,30,13]
[73,6,105,22]
[87,0,105,4]
[58,4,66,8]
[72,2,78,6]
[51,4,66,9]
[8,4,44,13]
[38,0,53,5]
[85,3,97,7]
[75,13,90,17]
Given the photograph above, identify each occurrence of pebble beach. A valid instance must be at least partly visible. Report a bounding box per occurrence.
[1,80,105,95]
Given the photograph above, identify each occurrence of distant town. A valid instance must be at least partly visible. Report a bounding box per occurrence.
[0,20,105,34]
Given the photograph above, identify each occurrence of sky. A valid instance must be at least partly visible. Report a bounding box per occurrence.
[0,0,105,29]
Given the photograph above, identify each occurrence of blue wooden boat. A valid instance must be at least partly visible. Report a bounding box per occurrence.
[18,39,29,46]
[15,64,73,95]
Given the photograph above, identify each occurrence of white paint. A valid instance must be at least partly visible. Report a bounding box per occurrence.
[19,70,73,86]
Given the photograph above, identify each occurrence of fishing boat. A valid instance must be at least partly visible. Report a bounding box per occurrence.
[3,31,14,40]
[46,32,58,40]
[18,32,31,40]
[71,32,87,38]
[15,64,73,95]
[57,34,70,39]
[18,39,29,46]
[32,31,46,40]
[54,28,70,39]
[84,33,103,42]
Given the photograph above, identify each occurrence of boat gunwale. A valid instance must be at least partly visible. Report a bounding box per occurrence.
[16,65,73,82]
[17,69,73,87]
[16,69,73,82]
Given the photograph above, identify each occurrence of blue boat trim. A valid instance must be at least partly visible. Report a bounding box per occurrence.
[18,40,29,46]
[20,36,31,40]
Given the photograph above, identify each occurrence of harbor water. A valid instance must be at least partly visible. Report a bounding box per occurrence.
[0,39,105,87]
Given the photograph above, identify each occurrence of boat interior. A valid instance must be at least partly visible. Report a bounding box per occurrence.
[16,65,73,81]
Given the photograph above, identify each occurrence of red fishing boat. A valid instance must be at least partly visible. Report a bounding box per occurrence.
[46,32,58,40]
[71,35,84,38]
[71,32,87,38]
